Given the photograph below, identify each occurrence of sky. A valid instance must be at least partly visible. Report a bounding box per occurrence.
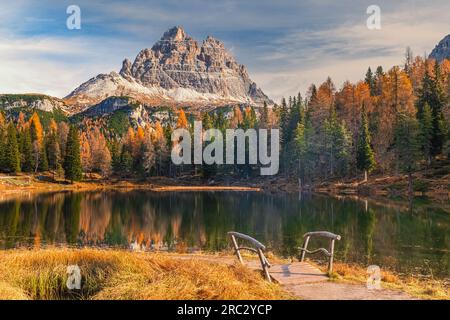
[0,0,449,102]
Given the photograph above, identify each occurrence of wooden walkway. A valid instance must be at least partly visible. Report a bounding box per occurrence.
[169,254,415,300]
[246,260,414,300]
[244,260,328,284]
[267,262,329,285]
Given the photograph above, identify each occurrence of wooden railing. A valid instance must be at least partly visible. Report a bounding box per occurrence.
[299,231,341,273]
[227,231,272,282]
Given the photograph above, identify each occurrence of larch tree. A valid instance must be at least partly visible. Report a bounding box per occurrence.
[230,106,243,129]
[80,131,92,173]
[152,121,168,176]
[176,109,188,129]
[91,127,111,177]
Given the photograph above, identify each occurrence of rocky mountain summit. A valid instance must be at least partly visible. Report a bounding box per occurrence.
[65,26,272,112]
[429,34,450,62]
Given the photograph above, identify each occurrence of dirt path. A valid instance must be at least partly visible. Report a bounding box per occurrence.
[169,254,417,300]
[283,281,416,300]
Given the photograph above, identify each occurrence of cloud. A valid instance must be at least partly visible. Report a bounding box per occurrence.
[249,2,450,101]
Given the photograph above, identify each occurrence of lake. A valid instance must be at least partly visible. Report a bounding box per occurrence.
[0,190,448,279]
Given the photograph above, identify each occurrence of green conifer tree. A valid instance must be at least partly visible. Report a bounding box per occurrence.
[21,127,34,172]
[356,106,376,181]
[5,123,20,173]
[63,126,82,182]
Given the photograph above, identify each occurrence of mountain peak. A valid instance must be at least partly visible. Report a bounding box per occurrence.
[430,34,450,62]
[65,27,273,111]
[161,26,187,41]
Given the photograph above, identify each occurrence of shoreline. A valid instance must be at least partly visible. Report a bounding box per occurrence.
[0,173,448,204]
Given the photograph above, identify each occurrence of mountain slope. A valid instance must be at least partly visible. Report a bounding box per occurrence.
[430,34,450,62]
[64,26,273,112]
[0,94,69,114]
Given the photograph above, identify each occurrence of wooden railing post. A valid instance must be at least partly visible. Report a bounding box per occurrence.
[257,248,271,282]
[328,239,335,273]
[230,234,244,264]
[300,236,310,262]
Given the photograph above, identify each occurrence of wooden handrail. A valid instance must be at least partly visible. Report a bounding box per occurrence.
[227,231,271,282]
[299,231,341,273]
[303,231,341,240]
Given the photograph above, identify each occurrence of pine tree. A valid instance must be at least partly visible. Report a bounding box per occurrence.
[394,113,421,195]
[416,63,448,156]
[38,138,49,172]
[5,122,20,173]
[63,126,82,182]
[294,110,316,186]
[111,140,122,175]
[46,129,61,171]
[419,103,433,165]
[21,127,34,172]
[374,66,384,95]
[323,106,351,177]
[404,47,414,76]
[356,106,376,181]
[365,67,376,96]
[119,149,133,177]
[260,101,269,129]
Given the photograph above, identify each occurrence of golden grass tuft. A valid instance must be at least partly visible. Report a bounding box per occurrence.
[0,248,287,300]
[317,261,449,300]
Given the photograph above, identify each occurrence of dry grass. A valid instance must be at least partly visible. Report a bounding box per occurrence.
[0,248,287,300]
[318,261,449,300]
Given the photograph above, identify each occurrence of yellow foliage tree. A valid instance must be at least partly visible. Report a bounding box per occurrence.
[176,109,188,129]
[29,112,43,146]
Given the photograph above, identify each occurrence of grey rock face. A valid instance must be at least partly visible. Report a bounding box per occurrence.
[66,26,273,111]
[430,34,450,62]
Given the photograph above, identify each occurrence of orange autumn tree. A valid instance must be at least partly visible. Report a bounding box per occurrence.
[16,112,27,131]
[176,109,188,129]
[29,112,43,145]
[230,106,243,128]
[80,131,92,172]
[88,127,111,176]
[28,112,46,172]
[152,121,168,176]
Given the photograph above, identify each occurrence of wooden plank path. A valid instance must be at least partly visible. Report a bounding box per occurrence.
[245,260,328,285]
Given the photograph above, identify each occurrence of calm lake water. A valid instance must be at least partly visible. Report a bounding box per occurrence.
[0,190,448,279]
